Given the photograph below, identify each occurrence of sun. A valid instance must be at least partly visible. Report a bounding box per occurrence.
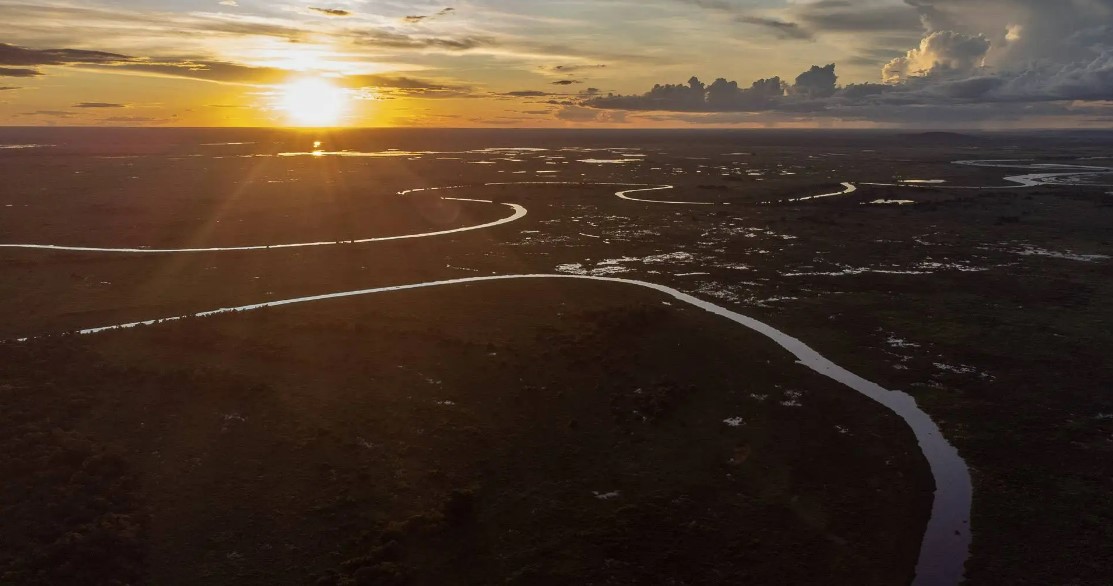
[279,78,349,127]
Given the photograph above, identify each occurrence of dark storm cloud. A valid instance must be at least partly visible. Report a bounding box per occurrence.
[503,90,550,97]
[588,74,792,112]
[308,7,351,17]
[983,54,1113,103]
[587,0,1113,125]
[551,80,580,85]
[0,86,19,90]
[585,54,1113,122]
[73,102,126,108]
[873,1,1113,105]
[791,64,837,98]
[837,82,891,100]
[0,67,41,77]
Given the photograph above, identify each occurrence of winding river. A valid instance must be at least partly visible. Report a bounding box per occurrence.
[10,157,1105,584]
[22,273,973,585]
[3,180,974,585]
[0,197,526,254]
[864,159,1113,190]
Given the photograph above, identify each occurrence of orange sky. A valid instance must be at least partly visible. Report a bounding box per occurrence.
[1,1,1111,128]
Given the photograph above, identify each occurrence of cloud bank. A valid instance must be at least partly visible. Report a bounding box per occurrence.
[586,0,1113,123]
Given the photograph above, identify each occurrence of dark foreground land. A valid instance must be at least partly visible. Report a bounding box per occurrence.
[1,128,1111,585]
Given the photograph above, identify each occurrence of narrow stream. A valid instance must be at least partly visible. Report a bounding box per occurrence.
[38,273,973,585]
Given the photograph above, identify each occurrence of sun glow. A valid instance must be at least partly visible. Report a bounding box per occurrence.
[279,78,349,127]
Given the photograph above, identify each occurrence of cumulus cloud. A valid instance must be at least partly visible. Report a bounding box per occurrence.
[589,73,795,112]
[791,64,837,98]
[587,0,1113,124]
[882,31,990,83]
[985,51,1113,102]
[880,1,1113,103]
[902,0,1112,67]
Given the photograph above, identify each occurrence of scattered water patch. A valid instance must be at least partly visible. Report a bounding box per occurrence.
[0,144,53,150]
[780,390,804,408]
[887,335,920,349]
[1013,245,1109,262]
[277,150,432,158]
[868,199,917,205]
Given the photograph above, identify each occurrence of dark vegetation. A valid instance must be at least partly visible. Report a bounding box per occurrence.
[1,128,1112,584]
[0,344,145,585]
[0,281,930,585]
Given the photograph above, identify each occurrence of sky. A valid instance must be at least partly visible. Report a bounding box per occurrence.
[0,0,1111,128]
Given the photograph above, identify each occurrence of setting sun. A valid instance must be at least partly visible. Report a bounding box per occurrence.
[279,78,348,127]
